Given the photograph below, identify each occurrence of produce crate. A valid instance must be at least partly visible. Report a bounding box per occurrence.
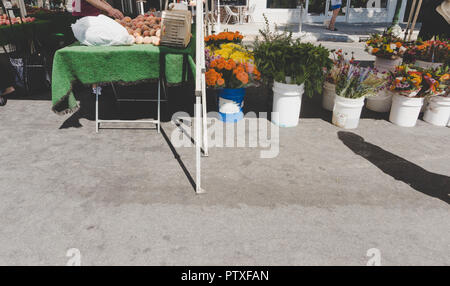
[160,10,191,48]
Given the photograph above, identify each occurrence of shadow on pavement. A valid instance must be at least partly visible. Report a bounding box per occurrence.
[338,131,450,204]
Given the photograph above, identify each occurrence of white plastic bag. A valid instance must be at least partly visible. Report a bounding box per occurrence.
[72,15,133,46]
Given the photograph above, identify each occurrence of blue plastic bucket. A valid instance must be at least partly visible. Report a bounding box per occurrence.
[217,88,245,123]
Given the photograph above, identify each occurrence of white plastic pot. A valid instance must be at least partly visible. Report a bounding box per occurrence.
[414,60,443,70]
[272,81,304,127]
[374,56,402,73]
[423,96,450,126]
[322,81,336,111]
[332,95,365,129]
[366,90,392,112]
[389,93,424,127]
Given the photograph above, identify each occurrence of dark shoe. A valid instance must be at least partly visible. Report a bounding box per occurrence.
[327,27,338,31]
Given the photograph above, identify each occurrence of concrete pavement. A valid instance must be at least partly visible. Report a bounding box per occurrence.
[0,83,449,265]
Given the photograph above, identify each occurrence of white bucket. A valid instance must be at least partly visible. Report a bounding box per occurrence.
[415,60,443,70]
[389,93,424,127]
[272,81,304,127]
[366,89,393,112]
[322,81,336,111]
[374,56,402,73]
[423,96,450,126]
[332,95,365,129]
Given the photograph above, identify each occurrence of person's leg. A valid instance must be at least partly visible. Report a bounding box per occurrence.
[329,8,340,31]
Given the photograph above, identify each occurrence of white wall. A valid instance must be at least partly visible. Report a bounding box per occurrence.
[247,0,406,24]
[248,0,302,24]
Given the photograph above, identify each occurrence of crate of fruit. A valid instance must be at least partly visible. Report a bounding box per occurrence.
[160,9,192,48]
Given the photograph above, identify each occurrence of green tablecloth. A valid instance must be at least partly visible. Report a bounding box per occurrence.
[52,38,196,114]
[0,20,50,46]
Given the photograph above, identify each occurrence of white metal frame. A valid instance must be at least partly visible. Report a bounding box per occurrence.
[94,0,210,194]
[195,0,207,194]
[95,80,162,134]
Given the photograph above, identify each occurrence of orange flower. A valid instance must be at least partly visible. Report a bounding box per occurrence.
[395,42,402,48]
[236,72,249,85]
[217,61,225,70]
[206,69,219,86]
[441,73,450,81]
[228,59,236,69]
[217,77,225,86]
[372,48,379,54]
[233,65,245,75]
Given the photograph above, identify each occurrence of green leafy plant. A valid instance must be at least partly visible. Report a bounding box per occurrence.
[252,15,332,98]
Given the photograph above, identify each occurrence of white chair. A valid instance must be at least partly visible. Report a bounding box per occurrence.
[243,4,256,23]
[224,5,239,24]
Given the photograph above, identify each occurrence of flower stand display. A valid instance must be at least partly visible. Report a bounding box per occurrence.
[415,60,444,70]
[405,40,449,71]
[217,88,245,122]
[363,70,390,113]
[323,50,348,111]
[272,81,304,127]
[332,95,365,129]
[423,95,450,126]
[389,93,424,127]
[387,65,428,127]
[374,56,402,73]
[366,90,393,112]
[252,21,332,127]
[332,65,383,129]
[322,81,336,111]
[365,32,406,73]
[422,68,450,126]
[205,31,260,123]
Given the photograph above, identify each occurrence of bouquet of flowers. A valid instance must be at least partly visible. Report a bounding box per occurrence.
[204,31,243,48]
[388,65,424,97]
[324,49,357,84]
[209,42,254,64]
[361,69,389,96]
[206,58,261,88]
[404,40,450,64]
[365,32,406,59]
[423,66,450,96]
[336,65,375,99]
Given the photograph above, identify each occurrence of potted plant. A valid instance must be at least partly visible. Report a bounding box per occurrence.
[206,58,261,122]
[322,49,352,111]
[253,16,331,127]
[205,31,260,123]
[388,65,426,127]
[205,31,244,49]
[365,32,406,73]
[404,39,449,70]
[364,69,391,113]
[423,66,450,126]
[332,65,374,129]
